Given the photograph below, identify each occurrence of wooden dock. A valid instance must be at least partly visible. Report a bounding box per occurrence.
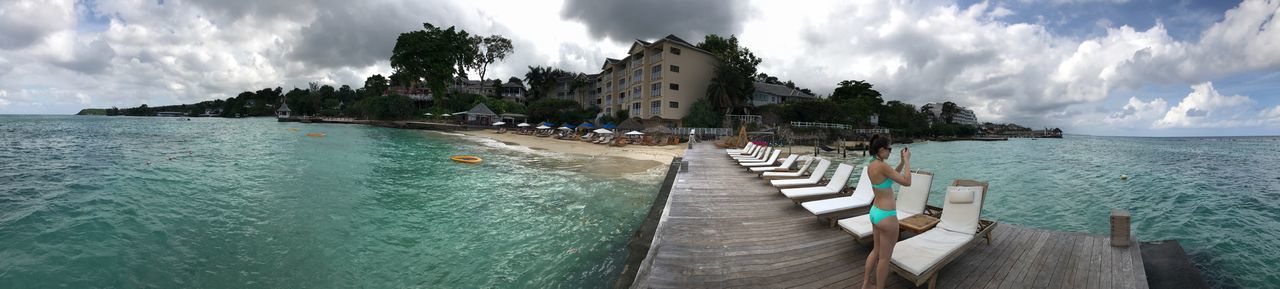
[629,143,1150,288]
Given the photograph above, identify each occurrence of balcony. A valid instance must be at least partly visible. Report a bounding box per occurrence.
[651,71,662,81]
[651,52,663,63]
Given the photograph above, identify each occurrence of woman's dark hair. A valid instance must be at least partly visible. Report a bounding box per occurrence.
[867,134,892,160]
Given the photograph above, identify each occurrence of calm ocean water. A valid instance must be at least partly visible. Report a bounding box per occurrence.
[2,116,1277,288]
[0,115,663,288]
[882,135,1280,288]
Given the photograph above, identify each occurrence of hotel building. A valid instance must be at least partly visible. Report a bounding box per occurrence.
[593,35,718,123]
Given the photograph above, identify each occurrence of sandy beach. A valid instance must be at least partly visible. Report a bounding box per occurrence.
[459,130,687,175]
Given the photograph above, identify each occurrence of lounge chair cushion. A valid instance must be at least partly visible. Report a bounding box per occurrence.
[782,186,839,199]
[771,178,819,187]
[896,172,934,215]
[947,186,975,204]
[838,210,919,239]
[799,166,871,214]
[939,186,985,234]
[891,228,974,276]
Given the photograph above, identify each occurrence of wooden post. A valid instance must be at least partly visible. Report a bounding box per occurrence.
[1111,209,1131,247]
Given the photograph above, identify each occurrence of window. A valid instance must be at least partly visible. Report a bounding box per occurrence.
[669,83,679,90]
[651,100,662,115]
[632,102,641,110]
[651,65,662,80]
[651,82,662,96]
[597,98,602,104]
[633,69,642,82]
[669,101,679,108]
[670,47,681,55]
[633,87,641,99]
[670,65,680,73]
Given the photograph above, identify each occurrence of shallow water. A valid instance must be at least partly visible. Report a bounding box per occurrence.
[0,115,663,288]
[812,136,1280,288]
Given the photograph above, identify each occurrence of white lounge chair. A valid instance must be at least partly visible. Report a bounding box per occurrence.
[889,180,997,289]
[740,150,782,167]
[728,143,759,157]
[781,163,855,203]
[733,147,771,162]
[770,159,831,188]
[800,167,876,226]
[751,154,799,172]
[725,143,754,154]
[837,171,934,239]
[731,146,765,160]
[761,156,816,179]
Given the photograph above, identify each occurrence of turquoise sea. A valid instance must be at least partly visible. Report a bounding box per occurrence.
[0,115,663,288]
[885,135,1280,288]
[2,116,1278,288]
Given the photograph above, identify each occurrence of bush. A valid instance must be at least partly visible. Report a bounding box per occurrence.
[682,99,722,127]
[352,94,417,120]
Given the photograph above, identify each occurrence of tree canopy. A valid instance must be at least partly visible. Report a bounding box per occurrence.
[390,23,476,100]
[697,34,761,114]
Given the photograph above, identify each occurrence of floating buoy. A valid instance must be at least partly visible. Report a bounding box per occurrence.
[450,155,482,164]
[305,133,326,137]
[1120,174,1129,181]
[287,128,300,132]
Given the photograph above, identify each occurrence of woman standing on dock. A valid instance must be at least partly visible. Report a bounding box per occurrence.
[861,134,911,289]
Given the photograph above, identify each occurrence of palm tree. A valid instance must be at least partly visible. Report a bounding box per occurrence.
[941,101,958,124]
[706,62,752,114]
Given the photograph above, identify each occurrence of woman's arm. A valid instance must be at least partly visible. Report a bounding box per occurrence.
[880,160,912,187]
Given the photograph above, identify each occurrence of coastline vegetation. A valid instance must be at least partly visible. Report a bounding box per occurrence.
[80,21,1049,137]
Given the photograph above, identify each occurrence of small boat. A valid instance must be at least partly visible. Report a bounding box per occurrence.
[451,155,482,164]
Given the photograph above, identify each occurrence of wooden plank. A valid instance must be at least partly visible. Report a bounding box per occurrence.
[1048,233,1082,287]
[1115,243,1136,289]
[1131,242,1150,289]
[974,225,1037,289]
[1029,230,1069,288]
[953,226,1021,288]
[997,230,1051,289]
[1100,234,1115,289]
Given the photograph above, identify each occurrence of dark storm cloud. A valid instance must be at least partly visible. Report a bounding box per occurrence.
[286,3,436,69]
[561,0,747,41]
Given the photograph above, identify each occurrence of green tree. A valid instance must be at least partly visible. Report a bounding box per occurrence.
[941,101,958,124]
[879,100,930,137]
[697,34,761,114]
[829,80,884,125]
[364,74,390,97]
[390,23,476,103]
[469,35,514,81]
[682,99,722,127]
[523,66,571,102]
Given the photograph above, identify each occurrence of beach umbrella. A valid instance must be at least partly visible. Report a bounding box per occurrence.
[603,123,617,129]
[625,131,644,135]
[542,122,556,127]
[593,128,613,134]
[578,122,594,129]
[535,125,551,129]
[492,121,506,126]
[557,127,572,130]
[423,113,433,116]
[442,113,452,117]
[516,123,531,127]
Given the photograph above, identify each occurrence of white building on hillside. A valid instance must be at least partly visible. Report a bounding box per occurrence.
[922,102,979,126]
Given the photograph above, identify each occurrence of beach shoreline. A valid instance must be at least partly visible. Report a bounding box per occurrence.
[458,130,687,165]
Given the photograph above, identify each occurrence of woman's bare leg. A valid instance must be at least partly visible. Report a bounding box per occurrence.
[874,217,899,289]
[861,227,879,289]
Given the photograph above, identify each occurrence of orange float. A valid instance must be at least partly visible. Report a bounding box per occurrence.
[450,155,482,164]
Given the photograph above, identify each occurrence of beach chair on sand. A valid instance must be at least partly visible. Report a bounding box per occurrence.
[761,156,815,179]
[837,171,934,235]
[770,159,831,188]
[751,154,799,172]
[889,180,997,289]
[740,150,782,167]
[781,163,855,203]
[799,167,876,226]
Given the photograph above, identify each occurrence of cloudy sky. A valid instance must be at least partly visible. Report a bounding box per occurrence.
[1,0,1278,136]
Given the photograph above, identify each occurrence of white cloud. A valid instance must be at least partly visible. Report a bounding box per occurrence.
[1104,96,1168,128]
[1156,82,1255,128]
[0,90,8,107]
[0,0,76,49]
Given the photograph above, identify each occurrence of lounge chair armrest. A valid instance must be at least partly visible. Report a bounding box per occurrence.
[923,205,944,217]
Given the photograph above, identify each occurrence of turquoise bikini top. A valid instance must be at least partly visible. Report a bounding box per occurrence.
[868,157,894,189]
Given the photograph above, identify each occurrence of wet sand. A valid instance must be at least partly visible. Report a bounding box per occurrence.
[459,130,686,175]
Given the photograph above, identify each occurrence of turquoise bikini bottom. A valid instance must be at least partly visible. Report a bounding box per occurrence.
[869,204,896,225]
